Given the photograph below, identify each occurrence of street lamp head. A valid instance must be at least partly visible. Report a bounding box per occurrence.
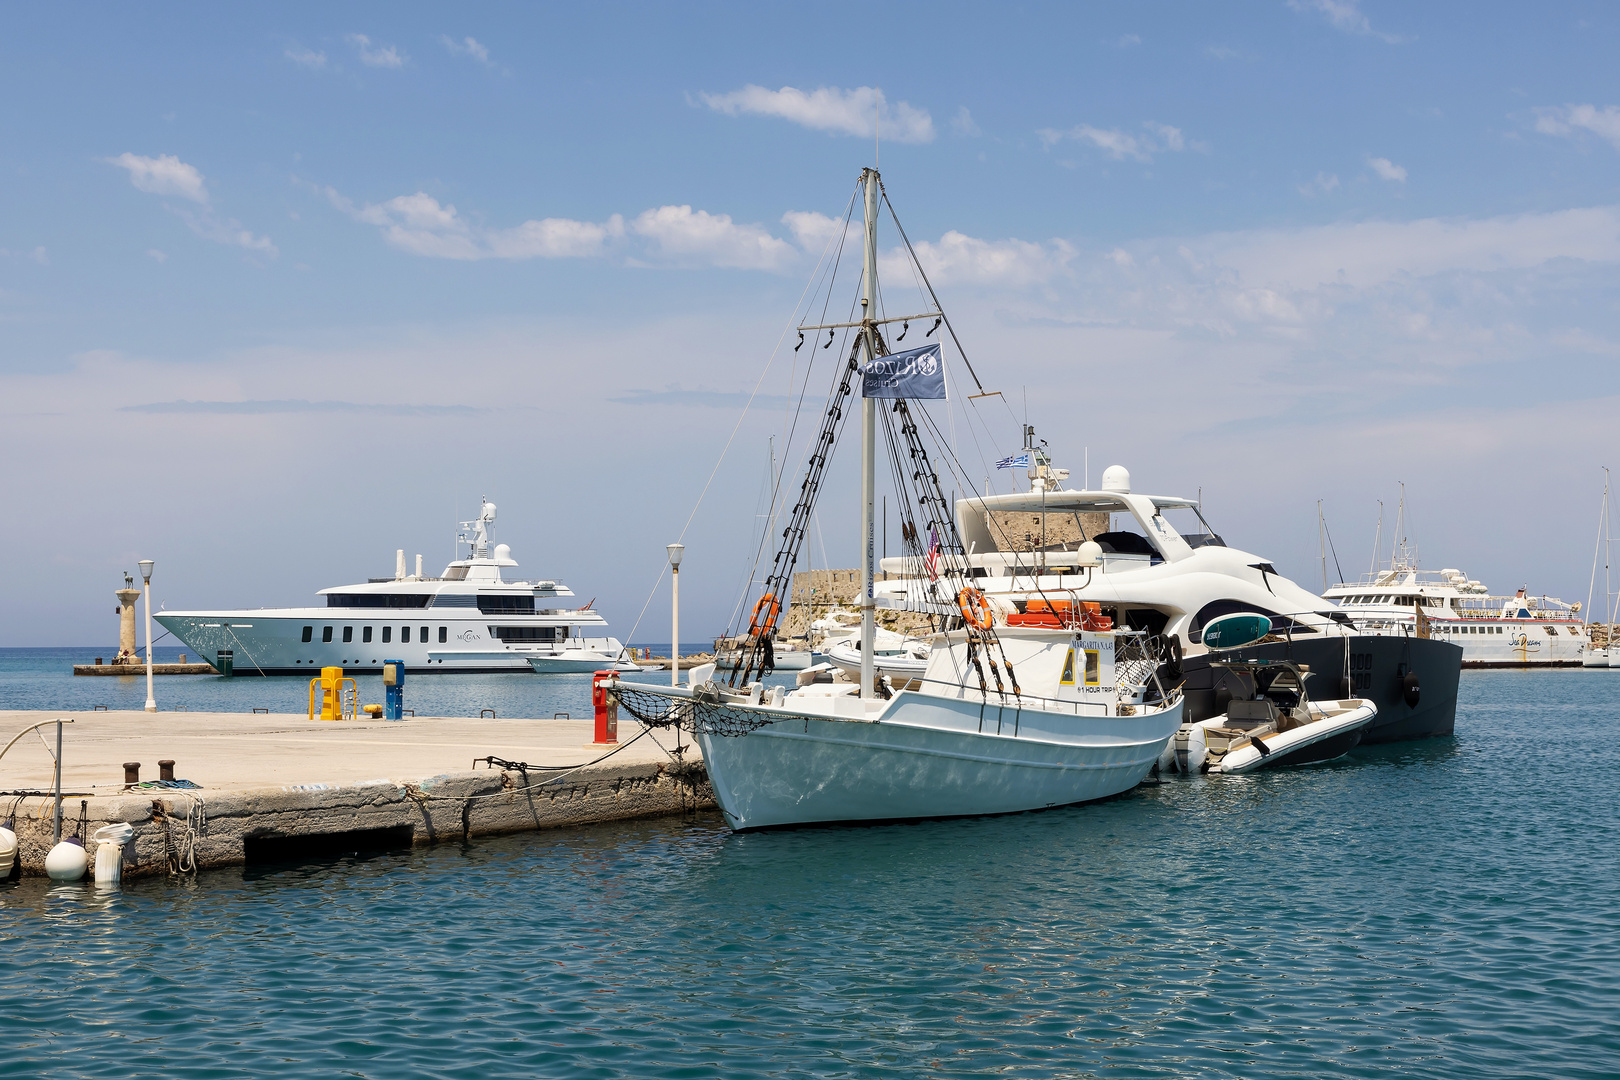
[666,543,685,569]
[138,559,154,583]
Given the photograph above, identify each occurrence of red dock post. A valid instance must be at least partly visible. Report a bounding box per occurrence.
[591,671,619,745]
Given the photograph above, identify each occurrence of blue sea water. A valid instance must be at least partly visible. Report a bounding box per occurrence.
[0,645,744,720]
[2,669,1618,1078]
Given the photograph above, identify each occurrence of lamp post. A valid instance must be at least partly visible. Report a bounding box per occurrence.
[667,543,684,687]
[138,559,156,713]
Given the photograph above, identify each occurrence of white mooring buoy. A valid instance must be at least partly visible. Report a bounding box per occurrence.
[45,840,88,881]
[0,826,16,877]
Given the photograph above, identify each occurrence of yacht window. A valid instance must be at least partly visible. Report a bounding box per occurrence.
[401,626,411,643]
[342,626,353,643]
[438,626,447,643]
[382,626,391,643]
[326,594,431,608]
[322,627,333,643]
[421,626,430,643]
[1546,626,1558,635]
[1084,649,1100,686]
[302,626,313,643]
[477,595,536,615]
[1060,649,1076,686]
[491,626,560,642]
[363,626,373,643]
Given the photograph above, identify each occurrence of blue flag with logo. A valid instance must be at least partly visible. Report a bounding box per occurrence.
[860,343,947,399]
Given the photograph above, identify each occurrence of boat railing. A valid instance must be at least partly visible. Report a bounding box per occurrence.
[610,673,1176,720]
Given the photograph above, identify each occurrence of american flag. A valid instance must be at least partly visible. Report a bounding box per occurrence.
[925,526,942,580]
[995,452,1032,469]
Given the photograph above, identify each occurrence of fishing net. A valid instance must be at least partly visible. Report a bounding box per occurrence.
[610,683,782,738]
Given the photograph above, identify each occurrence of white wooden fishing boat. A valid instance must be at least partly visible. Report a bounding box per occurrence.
[609,167,1181,829]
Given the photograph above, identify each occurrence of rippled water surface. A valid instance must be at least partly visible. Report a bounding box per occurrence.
[3,670,1618,1078]
[0,645,735,719]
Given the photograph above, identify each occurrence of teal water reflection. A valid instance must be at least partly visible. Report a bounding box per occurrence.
[1,670,1616,1078]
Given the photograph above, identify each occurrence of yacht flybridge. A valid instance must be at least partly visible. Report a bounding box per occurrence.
[157,502,635,675]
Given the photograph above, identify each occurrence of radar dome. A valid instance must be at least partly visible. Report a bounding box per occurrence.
[493,543,512,563]
[482,502,498,520]
[1100,465,1131,493]
[1077,541,1103,568]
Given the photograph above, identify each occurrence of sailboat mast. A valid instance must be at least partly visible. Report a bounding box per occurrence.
[859,167,880,699]
[1319,500,1327,592]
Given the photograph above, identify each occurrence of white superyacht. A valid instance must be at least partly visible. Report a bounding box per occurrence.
[157,502,636,675]
[1323,560,1588,667]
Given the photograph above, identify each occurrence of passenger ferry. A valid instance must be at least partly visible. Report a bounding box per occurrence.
[1323,559,1587,667]
[157,502,633,674]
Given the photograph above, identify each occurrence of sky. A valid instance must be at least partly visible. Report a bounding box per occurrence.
[4,1,1620,646]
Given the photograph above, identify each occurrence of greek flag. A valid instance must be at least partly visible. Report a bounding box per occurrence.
[996,453,1032,470]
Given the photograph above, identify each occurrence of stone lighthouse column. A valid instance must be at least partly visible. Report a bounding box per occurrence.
[116,577,141,665]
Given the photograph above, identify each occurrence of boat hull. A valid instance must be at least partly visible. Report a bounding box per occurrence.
[695,692,1183,830]
[526,654,640,674]
[155,612,624,675]
[1214,702,1375,774]
[1183,635,1460,744]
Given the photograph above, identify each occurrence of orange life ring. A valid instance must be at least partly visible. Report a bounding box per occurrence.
[957,587,993,629]
[748,593,781,636]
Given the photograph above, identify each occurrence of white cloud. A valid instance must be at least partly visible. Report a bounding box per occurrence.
[1145,122,1185,152]
[1114,33,1141,48]
[698,85,934,143]
[325,188,618,260]
[885,231,1075,287]
[1368,156,1408,182]
[779,210,852,255]
[174,209,278,255]
[106,152,209,202]
[1287,0,1406,43]
[951,106,981,137]
[442,36,491,65]
[1040,121,1191,162]
[1206,44,1241,60]
[1116,206,1620,327]
[630,205,796,270]
[347,34,405,68]
[285,46,326,69]
[2,245,48,265]
[1533,104,1620,150]
[146,249,167,263]
[107,153,276,254]
[1299,172,1341,197]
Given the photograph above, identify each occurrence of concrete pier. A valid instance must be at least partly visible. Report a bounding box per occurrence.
[0,709,712,879]
[73,662,218,676]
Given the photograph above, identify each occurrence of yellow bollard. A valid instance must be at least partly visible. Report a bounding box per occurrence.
[307,666,351,721]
